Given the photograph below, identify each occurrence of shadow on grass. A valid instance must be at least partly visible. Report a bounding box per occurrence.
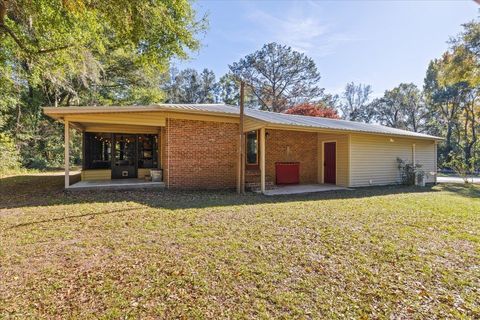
[2,173,470,212]
[441,184,480,198]
[5,207,143,230]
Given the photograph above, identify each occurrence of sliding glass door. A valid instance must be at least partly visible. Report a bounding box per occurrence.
[112,134,137,179]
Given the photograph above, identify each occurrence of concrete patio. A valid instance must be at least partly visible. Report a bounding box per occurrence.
[67,179,165,191]
[262,184,351,196]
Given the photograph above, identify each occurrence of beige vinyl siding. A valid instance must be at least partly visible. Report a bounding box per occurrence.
[350,134,436,187]
[415,141,436,183]
[318,133,350,187]
[81,169,111,181]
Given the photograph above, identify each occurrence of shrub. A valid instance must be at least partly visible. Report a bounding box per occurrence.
[396,158,424,186]
[447,152,475,184]
[0,133,21,176]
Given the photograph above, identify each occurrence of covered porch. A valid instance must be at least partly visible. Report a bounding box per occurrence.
[241,118,351,194]
[60,110,166,189]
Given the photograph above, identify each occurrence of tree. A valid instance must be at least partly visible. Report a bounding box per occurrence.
[0,0,205,168]
[163,68,217,104]
[216,72,259,106]
[372,83,427,132]
[229,42,323,112]
[445,26,480,166]
[285,103,339,119]
[0,0,204,61]
[217,73,240,105]
[198,69,217,103]
[339,82,374,122]
[424,55,470,164]
[0,133,20,177]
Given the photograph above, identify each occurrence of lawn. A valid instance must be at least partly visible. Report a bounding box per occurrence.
[1,173,479,319]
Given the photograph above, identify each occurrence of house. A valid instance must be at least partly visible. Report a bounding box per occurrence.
[43,104,442,193]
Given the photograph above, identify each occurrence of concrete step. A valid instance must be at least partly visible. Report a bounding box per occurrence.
[245,180,276,192]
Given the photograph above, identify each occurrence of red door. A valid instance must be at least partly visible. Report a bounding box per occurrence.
[324,142,336,184]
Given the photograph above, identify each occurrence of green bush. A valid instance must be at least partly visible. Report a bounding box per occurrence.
[27,157,49,170]
[397,158,424,186]
[0,133,21,176]
[447,152,476,184]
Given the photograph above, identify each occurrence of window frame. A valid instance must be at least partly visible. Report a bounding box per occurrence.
[83,132,113,170]
[246,130,259,165]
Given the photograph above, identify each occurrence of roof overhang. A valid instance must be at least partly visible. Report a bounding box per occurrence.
[43,105,239,121]
[43,105,444,141]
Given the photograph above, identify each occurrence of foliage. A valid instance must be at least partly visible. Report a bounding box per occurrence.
[163,68,218,104]
[423,22,480,170]
[229,42,323,112]
[396,157,424,186]
[447,151,476,184]
[0,133,21,176]
[216,73,239,105]
[339,82,373,122]
[0,0,205,168]
[285,102,339,119]
[371,83,428,132]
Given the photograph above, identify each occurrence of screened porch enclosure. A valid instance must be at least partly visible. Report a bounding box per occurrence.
[83,132,160,180]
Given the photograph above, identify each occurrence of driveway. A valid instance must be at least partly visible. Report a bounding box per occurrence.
[437,176,480,184]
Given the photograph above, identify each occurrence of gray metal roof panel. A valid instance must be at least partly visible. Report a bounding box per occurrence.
[243,107,440,139]
[43,104,442,140]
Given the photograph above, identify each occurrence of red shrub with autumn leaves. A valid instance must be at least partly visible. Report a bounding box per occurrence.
[284,103,339,119]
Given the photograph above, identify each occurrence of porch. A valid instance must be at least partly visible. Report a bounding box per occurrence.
[262,184,350,196]
[67,179,165,191]
[241,126,350,194]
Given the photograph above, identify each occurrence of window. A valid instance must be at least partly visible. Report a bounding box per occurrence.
[246,131,258,164]
[84,133,112,169]
[138,134,158,168]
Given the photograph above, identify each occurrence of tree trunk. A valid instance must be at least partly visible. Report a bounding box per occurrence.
[0,1,6,25]
[445,122,453,160]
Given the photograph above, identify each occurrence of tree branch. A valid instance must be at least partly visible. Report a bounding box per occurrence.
[0,23,72,55]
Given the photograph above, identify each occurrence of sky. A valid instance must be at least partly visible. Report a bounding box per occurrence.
[176,0,479,97]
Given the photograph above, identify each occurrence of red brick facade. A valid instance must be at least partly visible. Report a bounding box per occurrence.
[265,130,318,184]
[164,119,239,189]
[162,120,318,189]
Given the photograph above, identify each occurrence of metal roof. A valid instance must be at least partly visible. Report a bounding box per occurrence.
[43,103,442,140]
[168,104,441,140]
[243,108,441,140]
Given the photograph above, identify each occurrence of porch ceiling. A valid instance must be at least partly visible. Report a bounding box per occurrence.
[64,112,166,127]
[78,122,161,134]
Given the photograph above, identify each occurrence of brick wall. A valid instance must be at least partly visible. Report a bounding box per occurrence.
[265,130,318,184]
[165,119,239,189]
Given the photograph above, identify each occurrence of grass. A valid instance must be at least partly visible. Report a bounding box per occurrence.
[1,172,479,319]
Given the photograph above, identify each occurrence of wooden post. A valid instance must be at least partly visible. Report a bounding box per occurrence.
[260,127,266,194]
[237,81,245,194]
[64,120,70,188]
[412,143,416,164]
[434,142,438,184]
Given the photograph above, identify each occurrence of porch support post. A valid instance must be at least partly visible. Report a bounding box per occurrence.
[260,127,266,194]
[64,119,70,188]
[237,81,245,194]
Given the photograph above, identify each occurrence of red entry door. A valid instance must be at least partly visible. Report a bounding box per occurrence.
[324,142,336,184]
